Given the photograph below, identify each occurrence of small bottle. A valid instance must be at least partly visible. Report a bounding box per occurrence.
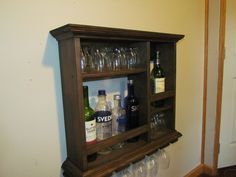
[151,51,165,94]
[83,86,97,161]
[124,80,139,142]
[94,90,112,154]
[112,94,126,135]
[112,94,126,149]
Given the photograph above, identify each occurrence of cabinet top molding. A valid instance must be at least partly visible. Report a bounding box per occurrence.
[50,24,184,42]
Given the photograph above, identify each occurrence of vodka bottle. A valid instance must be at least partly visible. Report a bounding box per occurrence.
[124,79,140,142]
[112,94,126,136]
[112,94,126,149]
[94,90,112,141]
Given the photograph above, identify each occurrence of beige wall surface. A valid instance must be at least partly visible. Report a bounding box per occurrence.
[0,0,204,177]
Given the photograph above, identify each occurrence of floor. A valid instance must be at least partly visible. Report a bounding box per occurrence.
[198,166,236,177]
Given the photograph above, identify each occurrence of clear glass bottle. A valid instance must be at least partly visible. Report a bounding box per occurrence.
[124,79,140,142]
[151,51,165,94]
[112,94,126,136]
[94,90,112,154]
[83,86,97,161]
[112,94,126,149]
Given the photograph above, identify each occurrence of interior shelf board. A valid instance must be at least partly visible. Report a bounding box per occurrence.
[87,125,149,155]
[150,105,173,115]
[82,68,146,80]
[150,90,175,102]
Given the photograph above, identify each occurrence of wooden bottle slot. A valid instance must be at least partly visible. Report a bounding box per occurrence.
[150,90,175,102]
[86,125,148,155]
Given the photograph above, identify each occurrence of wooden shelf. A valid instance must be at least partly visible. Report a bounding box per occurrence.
[150,105,173,115]
[150,90,175,102]
[86,125,148,155]
[62,130,182,177]
[82,68,146,81]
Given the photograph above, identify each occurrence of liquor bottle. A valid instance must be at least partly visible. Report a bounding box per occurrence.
[124,79,139,142]
[151,51,165,94]
[83,86,97,161]
[112,94,126,149]
[94,90,112,154]
[112,94,126,135]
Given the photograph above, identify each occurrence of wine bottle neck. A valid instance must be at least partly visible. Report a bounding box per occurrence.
[155,58,160,65]
[83,87,90,107]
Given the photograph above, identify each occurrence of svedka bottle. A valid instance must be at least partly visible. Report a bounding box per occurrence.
[83,86,97,161]
[94,90,112,154]
[124,79,139,142]
[151,51,165,94]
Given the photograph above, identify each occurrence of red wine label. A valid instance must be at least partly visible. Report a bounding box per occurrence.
[85,120,96,143]
[94,111,112,141]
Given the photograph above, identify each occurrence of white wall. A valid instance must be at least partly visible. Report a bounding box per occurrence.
[0,0,205,177]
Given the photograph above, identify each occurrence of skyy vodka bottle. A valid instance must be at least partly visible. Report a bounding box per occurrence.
[124,79,140,142]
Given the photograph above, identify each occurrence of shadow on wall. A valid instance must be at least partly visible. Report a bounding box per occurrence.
[42,33,67,176]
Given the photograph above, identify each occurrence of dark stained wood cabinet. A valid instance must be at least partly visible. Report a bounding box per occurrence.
[50,24,184,177]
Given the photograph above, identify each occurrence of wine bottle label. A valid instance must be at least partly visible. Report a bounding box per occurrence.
[94,111,112,141]
[154,78,165,93]
[85,120,96,144]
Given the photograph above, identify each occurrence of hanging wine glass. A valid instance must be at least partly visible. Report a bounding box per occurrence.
[133,160,147,177]
[145,155,159,177]
[80,48,87,72]
[154,149,170,170]
[93,48,105,72]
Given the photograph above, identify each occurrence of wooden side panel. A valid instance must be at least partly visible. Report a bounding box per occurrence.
[58,38,87,170]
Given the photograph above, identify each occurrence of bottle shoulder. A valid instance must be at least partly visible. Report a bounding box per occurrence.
[124,96,139,105]
[95,101,111,112]
[151,65,165,78]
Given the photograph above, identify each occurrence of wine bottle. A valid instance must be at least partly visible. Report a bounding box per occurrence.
[124,79,139,142]
[151,51,165,94]
[83,86,97,161]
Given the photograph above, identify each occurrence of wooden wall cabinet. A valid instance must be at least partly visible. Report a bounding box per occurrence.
[50,24,184,177]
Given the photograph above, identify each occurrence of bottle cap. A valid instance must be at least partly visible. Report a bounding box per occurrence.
[128,79,134,85]
[113,94,121,100]
[83,85,88,91]
[98,90,106,96]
